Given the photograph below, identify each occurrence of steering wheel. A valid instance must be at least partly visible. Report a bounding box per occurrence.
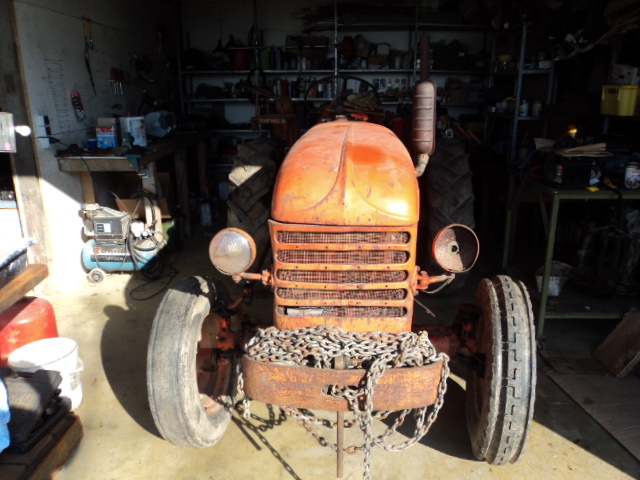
[303,74,380,122]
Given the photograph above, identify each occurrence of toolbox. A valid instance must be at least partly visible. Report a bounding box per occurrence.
[544,154,593,189]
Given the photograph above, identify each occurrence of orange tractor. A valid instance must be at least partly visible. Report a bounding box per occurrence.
[146,73,536,478]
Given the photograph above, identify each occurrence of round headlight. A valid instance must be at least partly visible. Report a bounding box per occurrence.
[208,228,257,275]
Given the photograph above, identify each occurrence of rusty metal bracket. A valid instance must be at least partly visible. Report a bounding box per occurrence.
[241,355,443,412]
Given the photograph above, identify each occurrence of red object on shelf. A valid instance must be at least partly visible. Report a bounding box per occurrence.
[0,297,58,367]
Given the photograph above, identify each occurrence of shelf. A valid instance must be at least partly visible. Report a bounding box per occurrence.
[491,69,553,76]
[431,69,489,75]
[186,98,249,103]
[448,102,485,108]
[210,129,258,133]
[543,283,635,320]
[489,112,545,121]
[339,69,414,74]
[182,69,332,76]
[310,22,488,32]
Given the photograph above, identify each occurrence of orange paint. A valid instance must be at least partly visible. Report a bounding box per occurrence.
[272,120,419,226]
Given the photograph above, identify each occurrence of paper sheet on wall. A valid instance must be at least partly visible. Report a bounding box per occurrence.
[44,57,73,134]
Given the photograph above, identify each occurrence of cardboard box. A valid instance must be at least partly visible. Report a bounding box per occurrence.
[96,118,117,148]
[610,64,638,85]
[115,172,173,219]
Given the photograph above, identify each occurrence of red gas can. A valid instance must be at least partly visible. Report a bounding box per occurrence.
[0,297,58,367]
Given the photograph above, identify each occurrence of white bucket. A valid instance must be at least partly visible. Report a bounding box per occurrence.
[535,261,572,296]
[8,338,84,410]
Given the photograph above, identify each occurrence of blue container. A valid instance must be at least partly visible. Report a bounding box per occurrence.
[81,239,159,272]
[0,378,9,453]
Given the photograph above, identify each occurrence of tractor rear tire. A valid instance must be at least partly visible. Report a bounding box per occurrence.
[227,139,276,272]
[423,138,475,291]
[147,276,235,448]
[466,275,536,465]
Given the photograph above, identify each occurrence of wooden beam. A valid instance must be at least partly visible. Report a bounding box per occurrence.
[0,0,51,266]
[0,264,49,315]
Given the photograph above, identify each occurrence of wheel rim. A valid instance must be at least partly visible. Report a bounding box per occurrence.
[196,312,232,415]
[90,269,104,283]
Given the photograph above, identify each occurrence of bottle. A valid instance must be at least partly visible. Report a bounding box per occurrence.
[519,99,529,116]
[298,76,306,98]
[533,100,542,116]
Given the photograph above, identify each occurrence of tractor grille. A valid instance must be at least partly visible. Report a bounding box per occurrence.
[270,221,415,328]
[276,288,407,301]
[277,270,407,283]
[277,306,406,317]
[277,231,410,245]
[277,250,409,265]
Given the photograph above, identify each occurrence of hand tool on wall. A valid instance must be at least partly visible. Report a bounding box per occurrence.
[70,91,86,122]
[83,17,93,50]
[110,68,125,95]
[82,18,96,95]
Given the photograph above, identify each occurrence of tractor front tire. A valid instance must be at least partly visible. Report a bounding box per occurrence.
[466,275,536,465]
[147,276,235,448]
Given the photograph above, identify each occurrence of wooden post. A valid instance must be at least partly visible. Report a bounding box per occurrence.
[0,0,51,266]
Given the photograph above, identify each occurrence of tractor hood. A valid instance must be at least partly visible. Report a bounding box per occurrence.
[271,119,419,226]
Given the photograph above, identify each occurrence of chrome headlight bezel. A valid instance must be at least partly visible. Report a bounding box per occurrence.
[208,228,257,275]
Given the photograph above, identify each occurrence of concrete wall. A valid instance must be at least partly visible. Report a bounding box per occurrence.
[13,0,180,292]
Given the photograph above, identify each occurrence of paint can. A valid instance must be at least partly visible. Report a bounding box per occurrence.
[624,161,640,189]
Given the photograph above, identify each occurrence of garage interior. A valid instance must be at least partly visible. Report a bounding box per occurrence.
[1,0,640,479]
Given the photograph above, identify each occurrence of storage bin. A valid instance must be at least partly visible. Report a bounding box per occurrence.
[600,85,638,116]
[0,238,35,290]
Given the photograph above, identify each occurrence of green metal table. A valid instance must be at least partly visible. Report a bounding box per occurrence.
[502,175,640,339]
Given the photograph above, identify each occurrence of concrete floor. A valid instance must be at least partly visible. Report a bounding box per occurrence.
[42,233,640,480]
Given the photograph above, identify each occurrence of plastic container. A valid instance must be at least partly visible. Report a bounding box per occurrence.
[535,261,572,296]
[624,161,640,189]
[8,338,83,410]
[0,297,58,367]
[601,85,638,116]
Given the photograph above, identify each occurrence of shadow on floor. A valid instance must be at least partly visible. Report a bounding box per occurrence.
[101,301,159,437]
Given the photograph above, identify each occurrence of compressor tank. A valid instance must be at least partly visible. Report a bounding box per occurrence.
[81,239,159,272]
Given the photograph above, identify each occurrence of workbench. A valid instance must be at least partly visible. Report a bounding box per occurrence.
[57,133,208,236]
[503,175,640,340]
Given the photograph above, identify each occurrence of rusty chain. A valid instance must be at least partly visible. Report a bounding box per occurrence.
[236,325,449,480]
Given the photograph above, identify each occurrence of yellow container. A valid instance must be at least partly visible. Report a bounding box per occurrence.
[601,85,638,116]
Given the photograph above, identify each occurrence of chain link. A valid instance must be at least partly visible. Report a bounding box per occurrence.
[236,325,449,480]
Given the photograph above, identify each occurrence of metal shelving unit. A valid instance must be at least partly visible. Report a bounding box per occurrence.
[484,22,556,164]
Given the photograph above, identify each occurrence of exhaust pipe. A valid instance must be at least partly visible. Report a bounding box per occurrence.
[412,35,436,177]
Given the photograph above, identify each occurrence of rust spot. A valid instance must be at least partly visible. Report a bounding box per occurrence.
[279,193,307,217]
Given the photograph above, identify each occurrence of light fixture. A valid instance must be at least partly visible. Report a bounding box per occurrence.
[14,125,32,137]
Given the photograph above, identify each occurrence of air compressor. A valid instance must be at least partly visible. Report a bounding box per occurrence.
[81,203,164,283]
